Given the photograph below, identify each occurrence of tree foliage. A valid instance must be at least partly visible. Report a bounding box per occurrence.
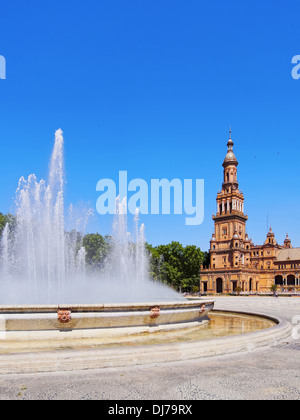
[0,213,15,235]
[82,233,111,269]
[146,241,204,292]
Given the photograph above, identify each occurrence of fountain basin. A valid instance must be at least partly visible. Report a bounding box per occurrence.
[0,299,214,342]
[0,308,292,375]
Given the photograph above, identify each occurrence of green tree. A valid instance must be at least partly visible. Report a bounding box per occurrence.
[0,213,16,235]
[234,286,242,296]
[0,213,7,234]
[82,233,111,269]
[270,284,278,296]
[147,241,205,293]
[181,245,203,292]
[202,251,210,268]
[146,243,165,281]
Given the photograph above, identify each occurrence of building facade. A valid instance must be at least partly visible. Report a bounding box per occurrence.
[200,130,300,294]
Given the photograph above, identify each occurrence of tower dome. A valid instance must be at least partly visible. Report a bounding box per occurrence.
[284,234,292,248]
[222,128,239,190]
[223,129,238,167]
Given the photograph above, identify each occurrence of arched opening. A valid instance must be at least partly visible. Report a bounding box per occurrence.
[249,278,253,292]
[216,278,223,294]
[275,275,283,286]
[287,274,296,286]
[232,281,238,292]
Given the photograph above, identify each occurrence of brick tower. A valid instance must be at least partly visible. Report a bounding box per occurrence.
[210,129,251,273]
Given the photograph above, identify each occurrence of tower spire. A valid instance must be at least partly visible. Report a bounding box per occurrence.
[223,128,237,166]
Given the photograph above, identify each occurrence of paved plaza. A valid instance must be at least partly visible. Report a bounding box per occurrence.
[0,296,299,400]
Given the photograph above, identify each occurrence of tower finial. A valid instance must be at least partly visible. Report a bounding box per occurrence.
[227,126,234,151]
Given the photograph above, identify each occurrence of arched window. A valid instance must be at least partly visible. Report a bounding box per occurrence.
[287,275,295,286]
[275,275,283,285]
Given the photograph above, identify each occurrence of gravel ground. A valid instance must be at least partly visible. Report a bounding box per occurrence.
[0,296,299,400]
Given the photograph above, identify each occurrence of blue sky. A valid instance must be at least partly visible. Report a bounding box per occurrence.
[0,0,300,250]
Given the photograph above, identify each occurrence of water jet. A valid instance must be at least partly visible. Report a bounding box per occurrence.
[0,129,214,363]
[0,129,289,376]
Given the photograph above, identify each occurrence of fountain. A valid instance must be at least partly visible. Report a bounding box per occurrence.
[0,129,214,358]
[0,129,87,305]
[0,130,290,375]
[0,130,291,374]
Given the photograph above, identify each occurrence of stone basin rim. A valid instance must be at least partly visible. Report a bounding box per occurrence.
[0,310,292,375]
[0,299,214,313]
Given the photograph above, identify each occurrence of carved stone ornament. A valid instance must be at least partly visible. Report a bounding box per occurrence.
[200,304,206,314]
[57,309,72,324]
[150,306,160,319]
